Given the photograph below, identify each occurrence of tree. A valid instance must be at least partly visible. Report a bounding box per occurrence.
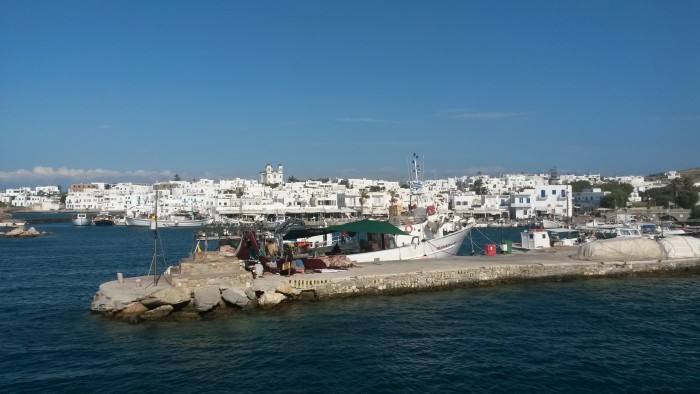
[567,180,592,193]
[675,191,699,209]
[389,189,399,205]
[288,175,300,183]
[235,187,245,217]
[599,189,629,209]
[359,188,369,215]
[601,180,633,196]
[674,176,699,209]
[173,173,181,181]
[599,194,617,209]
[690,205,700,219]
[471,179,487,195]
[640,176,699,209]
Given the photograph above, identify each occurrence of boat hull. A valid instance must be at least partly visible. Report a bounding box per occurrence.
[0,220,27,227]
[344,226,471,263]
[125,217,213,227]
[72,217,91,226]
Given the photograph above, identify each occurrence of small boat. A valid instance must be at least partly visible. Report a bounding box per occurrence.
[125,213,213,228]
[541,219,563,229]
[0,219,27,227]
[72,213,91,226]
[93,212,115,226]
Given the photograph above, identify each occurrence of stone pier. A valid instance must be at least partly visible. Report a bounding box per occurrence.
[90,245,700,323]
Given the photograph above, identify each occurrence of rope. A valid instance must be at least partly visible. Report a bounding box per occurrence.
[465,227,505,256]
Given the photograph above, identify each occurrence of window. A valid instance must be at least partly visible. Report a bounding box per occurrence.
[541,190,546,198]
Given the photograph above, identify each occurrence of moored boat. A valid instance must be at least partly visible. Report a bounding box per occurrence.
[72,213,91,226]
[93,212,115,226]
[281,154,473,265]
[343,217,471,262]
[125,215,213,227]
[0,219,27,227]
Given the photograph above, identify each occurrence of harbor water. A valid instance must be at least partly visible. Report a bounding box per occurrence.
[1,223,699,392]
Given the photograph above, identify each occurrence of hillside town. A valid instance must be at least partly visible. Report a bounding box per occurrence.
[1,163,698,225]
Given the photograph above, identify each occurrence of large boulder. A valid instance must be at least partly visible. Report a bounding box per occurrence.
[275,281,302,297]
[141,287,191,309]
[121,302,148,315]
[3,227,41,237]
[24,227,41,236]
[193,286,222,313]
[140,305,174,321]
[4,227,24,237]
[114,302,149,322]
[222,288,250,308]
[244,287,258,300]
[258,291,287,308]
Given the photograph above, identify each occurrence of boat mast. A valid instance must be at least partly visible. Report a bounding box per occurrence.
[408,153,423,210]
[147,183,165,286]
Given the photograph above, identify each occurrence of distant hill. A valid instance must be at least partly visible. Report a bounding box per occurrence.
[678,168,700,180]
[647,168,700,182]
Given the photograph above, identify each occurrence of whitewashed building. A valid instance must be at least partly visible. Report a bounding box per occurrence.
[259,163,284,185]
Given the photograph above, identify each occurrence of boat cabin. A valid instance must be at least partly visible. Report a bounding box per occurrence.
[520,228,551,249]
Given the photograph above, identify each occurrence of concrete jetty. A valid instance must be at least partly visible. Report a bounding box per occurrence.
[90,236,700,323]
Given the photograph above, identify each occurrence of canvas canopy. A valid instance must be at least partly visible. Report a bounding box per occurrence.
[574,238,664,261]
[574,235,700,261]
[283,219,409,240]
[658,236,700,259]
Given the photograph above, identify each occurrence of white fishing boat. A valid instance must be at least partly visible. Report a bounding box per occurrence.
[72,213,91,226]
[283,154,473,264]
[348,216,471,262]
[124,215,213,228]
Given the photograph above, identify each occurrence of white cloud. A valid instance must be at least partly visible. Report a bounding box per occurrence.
[0,166,172,185]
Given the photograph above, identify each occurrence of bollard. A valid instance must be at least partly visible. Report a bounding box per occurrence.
[116,272,124,283]
[135,278,141,287]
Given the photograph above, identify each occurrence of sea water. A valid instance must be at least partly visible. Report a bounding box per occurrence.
[1,223,699,393]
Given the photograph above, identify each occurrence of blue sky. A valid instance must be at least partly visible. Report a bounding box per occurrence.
[1,0,698,189]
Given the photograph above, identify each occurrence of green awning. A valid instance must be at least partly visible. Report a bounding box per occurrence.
[327,219,409,235]
[282,219,409,240]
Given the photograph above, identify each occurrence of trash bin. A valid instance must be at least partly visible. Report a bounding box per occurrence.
[501,240,513,254]
[484,244,497,256]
